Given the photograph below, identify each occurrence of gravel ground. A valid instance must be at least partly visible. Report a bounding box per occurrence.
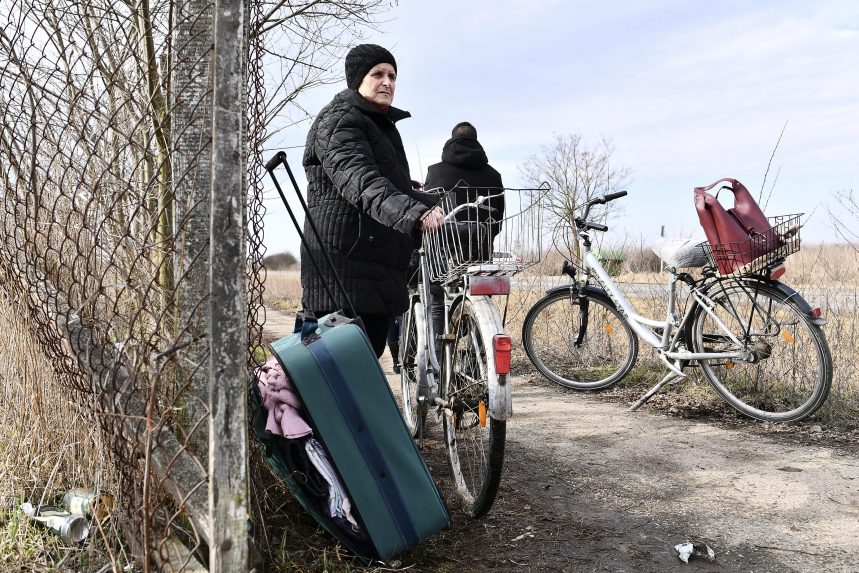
[263,307,859,572]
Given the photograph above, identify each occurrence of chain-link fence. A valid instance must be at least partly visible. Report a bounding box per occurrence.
[0,0,387,570]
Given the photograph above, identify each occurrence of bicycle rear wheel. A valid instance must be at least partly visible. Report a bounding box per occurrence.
[400,302,427,437]
[691,278,832,422]
[442,299,505,518]
[522,287,638,389]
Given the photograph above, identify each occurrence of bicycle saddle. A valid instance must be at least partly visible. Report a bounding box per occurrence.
[650,237,709,269]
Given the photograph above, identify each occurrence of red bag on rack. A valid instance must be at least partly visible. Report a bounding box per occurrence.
[694,178,775,274]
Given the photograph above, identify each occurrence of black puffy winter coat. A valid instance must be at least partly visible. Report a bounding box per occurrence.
[301,89,434,315]
[424,136,505,228]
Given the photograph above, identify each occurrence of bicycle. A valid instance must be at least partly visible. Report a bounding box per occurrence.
[398,185,544,517]
[522,191,832,423]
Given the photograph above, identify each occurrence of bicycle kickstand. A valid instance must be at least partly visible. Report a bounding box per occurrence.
[627,370,684,413]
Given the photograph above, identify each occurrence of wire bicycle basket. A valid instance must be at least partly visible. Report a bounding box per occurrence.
[700,214,802,276]
[423,185,548,284]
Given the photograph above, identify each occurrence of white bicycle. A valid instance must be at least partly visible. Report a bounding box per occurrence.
[522,191,832,423]
[399,185,543,516]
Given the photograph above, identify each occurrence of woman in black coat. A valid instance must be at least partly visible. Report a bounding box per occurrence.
[301,44,443,357]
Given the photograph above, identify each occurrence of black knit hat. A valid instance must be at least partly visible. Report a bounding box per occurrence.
[345,44,397,90]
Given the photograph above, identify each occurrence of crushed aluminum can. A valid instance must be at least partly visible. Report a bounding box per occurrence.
[21,502,90,543]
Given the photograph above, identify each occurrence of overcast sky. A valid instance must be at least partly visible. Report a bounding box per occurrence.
[262,0,859,256]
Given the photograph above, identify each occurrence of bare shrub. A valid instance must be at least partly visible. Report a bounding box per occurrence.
[621,245,662,274]
[263,251,298,270]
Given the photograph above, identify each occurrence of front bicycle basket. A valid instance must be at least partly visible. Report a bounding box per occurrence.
[700,214,802,276]
[423,185,546,283]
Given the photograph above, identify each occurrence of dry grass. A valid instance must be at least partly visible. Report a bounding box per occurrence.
[261,243,858,429]
[263,270,303,314]
[517,243,859,427]
[784,243,859,287]
[4,241,854,570]
[0,291,126,571]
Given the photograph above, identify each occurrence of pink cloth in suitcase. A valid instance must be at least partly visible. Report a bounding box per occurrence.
[257,357,313,439]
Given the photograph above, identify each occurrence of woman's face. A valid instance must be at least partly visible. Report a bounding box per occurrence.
[358,63,396,110]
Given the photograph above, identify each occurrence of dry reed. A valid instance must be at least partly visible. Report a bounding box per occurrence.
[0,290,124,569]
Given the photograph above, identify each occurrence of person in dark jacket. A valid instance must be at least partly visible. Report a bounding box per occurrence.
[301,44,443,358]
[419,122,506,361]
[424,121,505,235]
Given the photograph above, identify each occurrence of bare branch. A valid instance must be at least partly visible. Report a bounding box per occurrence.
[760,119,788,206]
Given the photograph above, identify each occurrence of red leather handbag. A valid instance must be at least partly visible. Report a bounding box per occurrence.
[694,178,776,274]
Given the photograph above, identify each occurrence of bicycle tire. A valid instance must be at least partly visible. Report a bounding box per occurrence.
[522,287,638,390]
[442,298,505,517]
[399,301,427,437]
[691,278,832,422]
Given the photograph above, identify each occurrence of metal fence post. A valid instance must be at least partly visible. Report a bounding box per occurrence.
[210,0,248,570]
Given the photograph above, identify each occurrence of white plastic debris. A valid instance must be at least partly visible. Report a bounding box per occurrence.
[675,541,715,563]
[511,525,535,543]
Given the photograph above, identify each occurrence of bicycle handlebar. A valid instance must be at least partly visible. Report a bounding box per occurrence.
[601,190,628,203]
[576,190,628,233]
[589,190,628,206]
[443,196,500,223]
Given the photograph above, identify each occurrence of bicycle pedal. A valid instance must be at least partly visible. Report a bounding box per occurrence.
[437,333,455,342]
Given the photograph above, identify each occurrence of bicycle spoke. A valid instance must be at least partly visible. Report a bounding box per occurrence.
[443,299,504,517]
[399,302,427,437]
[694,279,832,422]
[522,289,637,389]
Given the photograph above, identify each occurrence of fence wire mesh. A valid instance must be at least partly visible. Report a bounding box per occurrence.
[2,0,392,566]
[0,0,273,568]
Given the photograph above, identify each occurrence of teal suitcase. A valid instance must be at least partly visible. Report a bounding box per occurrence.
[256,152,450,561]
[253,310,450,562]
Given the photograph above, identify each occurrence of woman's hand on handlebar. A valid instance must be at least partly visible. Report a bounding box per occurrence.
[419,206,445,231]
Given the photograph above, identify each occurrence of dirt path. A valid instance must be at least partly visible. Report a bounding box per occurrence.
[262,308,859,572]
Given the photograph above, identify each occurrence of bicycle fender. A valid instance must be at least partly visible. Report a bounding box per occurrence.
[544,284,614,303]
[466,295,513,421]
[770,280,827,326]
[411,301,433,395]
[736,278,827,326]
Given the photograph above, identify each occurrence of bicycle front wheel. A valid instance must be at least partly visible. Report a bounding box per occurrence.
[442,299,505,518]
[400,303,427,437]
[522,287,638,389]
[691,278,832,422]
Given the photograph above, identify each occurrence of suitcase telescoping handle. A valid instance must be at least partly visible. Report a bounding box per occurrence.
[265,151,357,319]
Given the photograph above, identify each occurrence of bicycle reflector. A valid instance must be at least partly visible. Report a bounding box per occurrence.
[771,264,786,280]
[493,334,511,374]
[468,275,510,296]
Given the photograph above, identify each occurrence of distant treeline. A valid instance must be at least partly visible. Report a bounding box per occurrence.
[263,251,298,270]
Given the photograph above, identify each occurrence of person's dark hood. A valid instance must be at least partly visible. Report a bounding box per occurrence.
[440,136,488,169]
